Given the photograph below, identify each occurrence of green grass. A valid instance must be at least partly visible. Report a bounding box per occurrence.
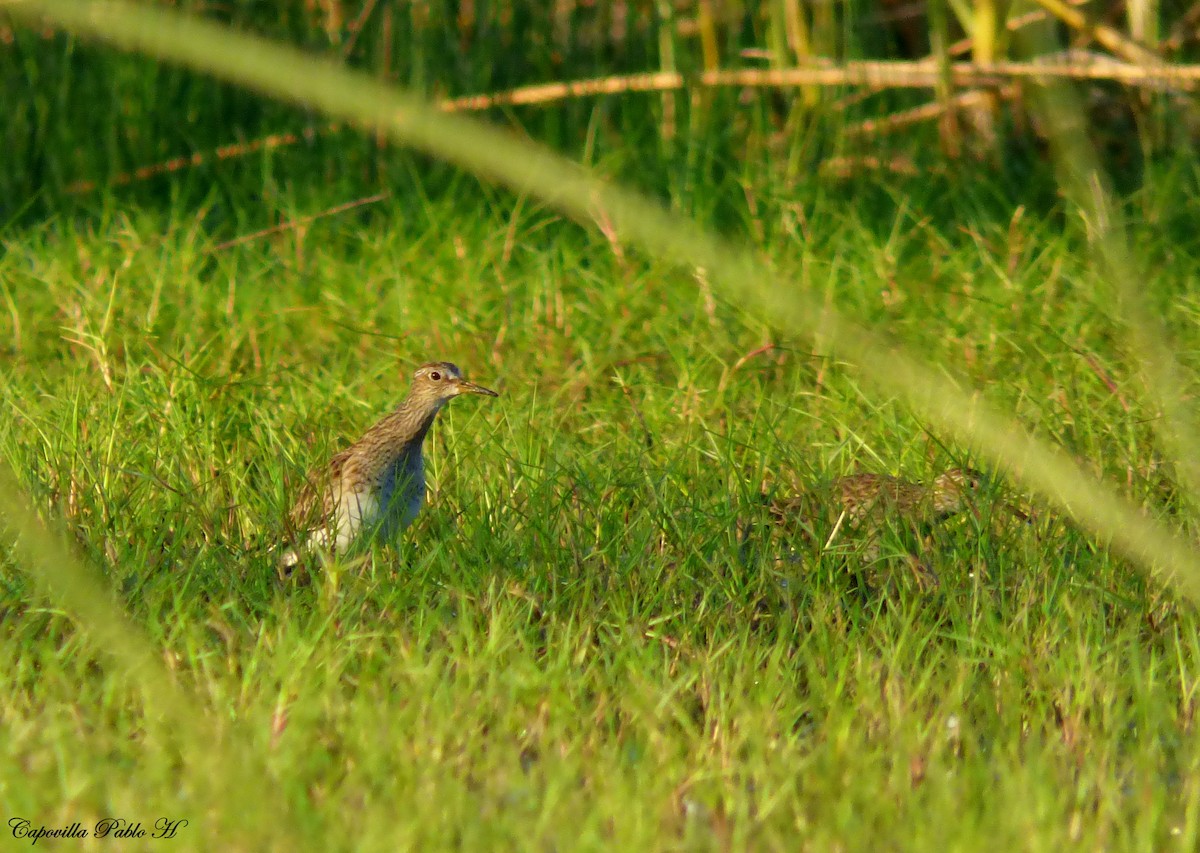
[3,184,1200,850]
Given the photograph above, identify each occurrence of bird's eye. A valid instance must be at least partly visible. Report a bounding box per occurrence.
[429,371,442,381]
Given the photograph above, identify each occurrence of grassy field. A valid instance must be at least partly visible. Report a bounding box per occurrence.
[3,163,1200,850]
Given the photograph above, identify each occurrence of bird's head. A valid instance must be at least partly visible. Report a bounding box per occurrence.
[410,362,499,403]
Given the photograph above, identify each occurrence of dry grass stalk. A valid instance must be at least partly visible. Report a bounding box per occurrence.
[64,124,336,194]
[207,192,389,253]
[65,57,1200,196]
[1028,0,1162,66]
[947,1,1092,57]
[443,60,1200,114]
[846,85,1020,139]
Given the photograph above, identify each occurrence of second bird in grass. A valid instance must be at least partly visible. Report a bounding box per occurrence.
[280,361,498,569]
[765,468,984,586]
[772,468,983,531]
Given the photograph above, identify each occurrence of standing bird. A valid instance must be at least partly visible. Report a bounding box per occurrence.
[279,361,498,569]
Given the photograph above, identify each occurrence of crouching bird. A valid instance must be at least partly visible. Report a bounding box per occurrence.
[765,467,985,590]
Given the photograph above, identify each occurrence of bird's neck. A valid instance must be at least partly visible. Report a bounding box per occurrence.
[388,395,446,449]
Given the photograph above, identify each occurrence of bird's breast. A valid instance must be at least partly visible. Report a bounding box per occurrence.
[377,450,425,532]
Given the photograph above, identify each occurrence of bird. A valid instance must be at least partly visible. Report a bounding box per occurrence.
[279,361,498,570]
[764,467,985,588]
[789,467,982,528]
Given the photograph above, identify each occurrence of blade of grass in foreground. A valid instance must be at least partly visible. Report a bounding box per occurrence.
[1018,24,1200,527]
[0,465,299,847]
[6,0,1200,600]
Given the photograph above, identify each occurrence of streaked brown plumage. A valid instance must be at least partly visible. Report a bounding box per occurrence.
[767,468,984,585]
[771,468,982,528]
[279,361,497,569]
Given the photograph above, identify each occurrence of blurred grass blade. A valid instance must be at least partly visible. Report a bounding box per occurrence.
[0,465,295,847]
[9,0,1200,600]
[1016,24,1200,525]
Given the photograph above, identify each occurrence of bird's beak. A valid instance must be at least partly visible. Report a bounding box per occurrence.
[457,380,499,397]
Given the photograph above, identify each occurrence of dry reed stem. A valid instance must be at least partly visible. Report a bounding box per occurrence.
[206,191,389,252]
[65,57,1200,195]
[443,60,1200,113]
[65,124,334,193]
[946,3,1089,57]
[846,85,1020,138]
[1027,0,1162,66]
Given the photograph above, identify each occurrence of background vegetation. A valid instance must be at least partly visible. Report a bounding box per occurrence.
[3,0,1200,849]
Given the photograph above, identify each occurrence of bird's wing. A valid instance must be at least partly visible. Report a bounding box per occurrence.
[767,492,811,523]
[287,449,352,535]
[835,474,888,521]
